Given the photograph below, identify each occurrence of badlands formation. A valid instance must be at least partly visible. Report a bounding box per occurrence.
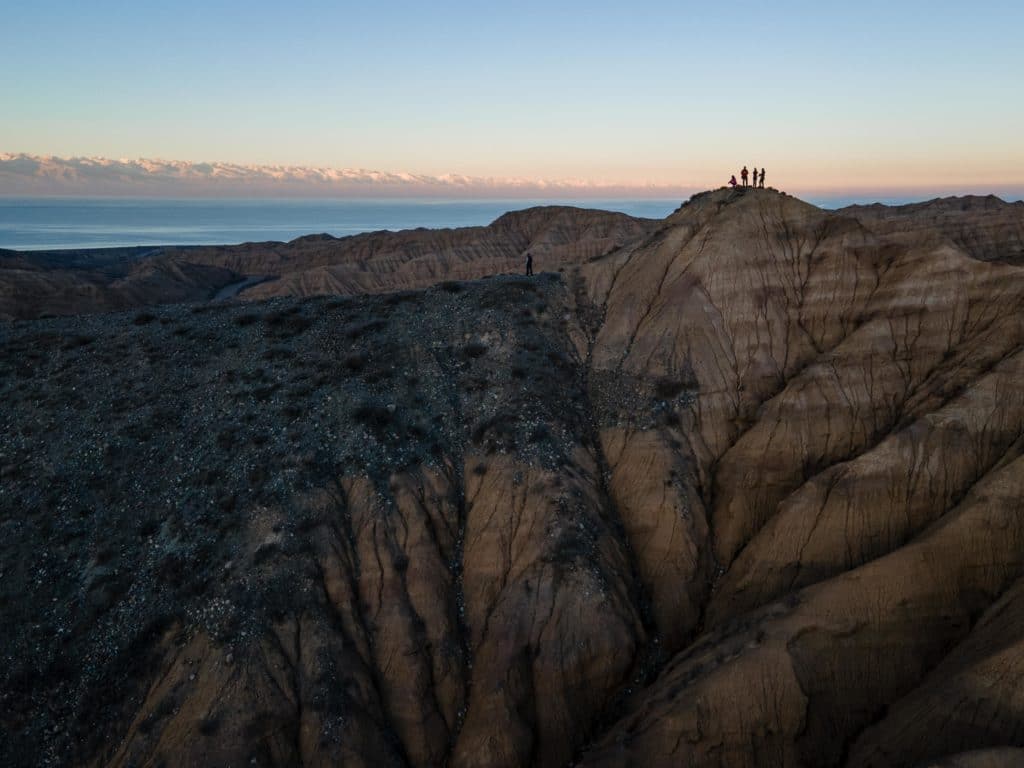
[0,207,655,320]
[2,188,1024,767]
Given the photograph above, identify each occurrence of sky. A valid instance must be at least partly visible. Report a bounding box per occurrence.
[2,0,1023,197]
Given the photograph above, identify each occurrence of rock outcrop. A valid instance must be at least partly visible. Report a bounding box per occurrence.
[2,188,1024,767]
[840,195,1024,264]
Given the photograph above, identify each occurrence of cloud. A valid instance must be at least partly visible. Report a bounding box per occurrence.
[0,153,695,198]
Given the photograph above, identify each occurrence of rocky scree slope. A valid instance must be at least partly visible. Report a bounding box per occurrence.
[2,188,1024,767]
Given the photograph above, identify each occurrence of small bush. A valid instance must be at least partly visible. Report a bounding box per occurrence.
[248,465,268,487]
[251,383,280,400]
[216,427,238,450]
[470,410,518,450]
[352,400,393,429]
[655,376,690,399]
[60,334,94,350]
[345,318,387,339]
[157,554,187,587]
[528,425,550,443]
[262,346,294,361]
[253,542,279,565]
[385,291,417,306]
[344,353,366,372]
[463,341,488,359]
[264,306,313,337]
[198,715,222,736]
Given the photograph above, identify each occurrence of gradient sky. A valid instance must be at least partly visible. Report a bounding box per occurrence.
[2,0,1023,195]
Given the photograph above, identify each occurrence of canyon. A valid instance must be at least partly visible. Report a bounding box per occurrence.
[2,187,1024,767]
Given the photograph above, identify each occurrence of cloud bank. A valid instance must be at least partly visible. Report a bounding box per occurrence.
[0,153,696,199]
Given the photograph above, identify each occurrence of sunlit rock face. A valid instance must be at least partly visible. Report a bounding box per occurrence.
[3,188,1024,768]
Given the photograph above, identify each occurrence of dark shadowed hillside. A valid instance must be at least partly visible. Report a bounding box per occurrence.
[3,188,1024,768]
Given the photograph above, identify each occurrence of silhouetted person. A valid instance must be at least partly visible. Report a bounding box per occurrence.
[759,168,766,188]
[525,252,533,276]
[729,174,738,187]
[741,166,749,187]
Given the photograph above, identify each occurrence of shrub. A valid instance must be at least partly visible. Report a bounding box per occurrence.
[264,306,313,337]
[344,353,366,372]
[463,341,488,359]
[216,427,238,450]
[198,715,222,736]
[385,291,417,306]
[262,346,294,361]
[60,334,94,350]
[352,400,393,429]
[345,318,386,339]
[528,425,550,443]
[655,371,696,398]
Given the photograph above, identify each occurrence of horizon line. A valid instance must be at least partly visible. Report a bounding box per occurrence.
[2,152,1022,203]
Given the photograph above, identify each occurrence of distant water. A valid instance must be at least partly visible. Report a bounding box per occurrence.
[6,194,1020,252]
[0,197,684,251]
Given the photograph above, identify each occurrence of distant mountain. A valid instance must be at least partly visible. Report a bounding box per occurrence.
[0,153,695,198]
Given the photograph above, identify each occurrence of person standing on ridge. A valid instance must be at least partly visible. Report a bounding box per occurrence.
[759,168,766,188]
[741,166,749,187]
[525,251,534,276]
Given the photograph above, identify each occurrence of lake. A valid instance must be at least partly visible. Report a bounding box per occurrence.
[5,193,1009,251]
[0,198,684,251]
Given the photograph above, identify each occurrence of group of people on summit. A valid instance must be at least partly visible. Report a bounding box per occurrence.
[730,166,765,188]
[523,168,768,275]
